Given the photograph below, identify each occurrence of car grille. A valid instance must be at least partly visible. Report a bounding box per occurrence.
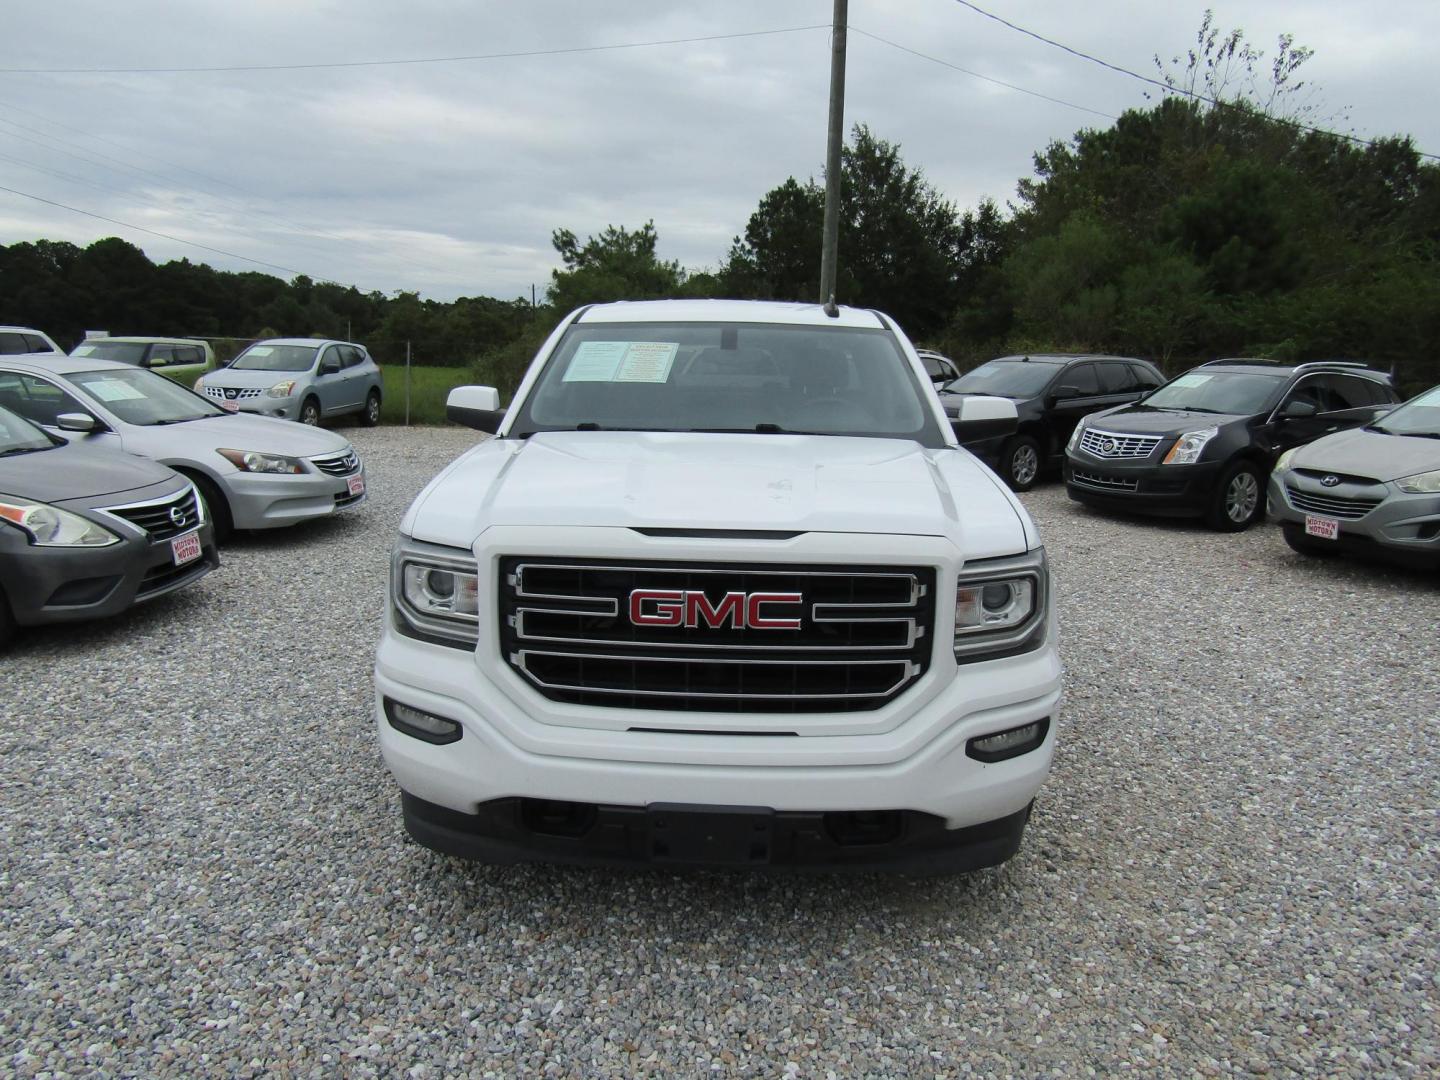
[498,558,937,714]
[202,386,262,401]
[1070,469,1139,492]
[1079,428,1163,459]
[136,554,212,600]
[1285,485,1384,520]
[104,487,202,541]
[312,450,360,476]
[334,490,364,508]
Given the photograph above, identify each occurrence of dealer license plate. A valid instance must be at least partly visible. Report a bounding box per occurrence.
[1304,514,1340,540]
[220,400,239,413]
[171,530,202,566]
[347,474,366,497]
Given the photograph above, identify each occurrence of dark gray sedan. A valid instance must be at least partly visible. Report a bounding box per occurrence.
[0,404,216,646]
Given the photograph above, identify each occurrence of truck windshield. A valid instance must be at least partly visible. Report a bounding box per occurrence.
[511,322,945,446]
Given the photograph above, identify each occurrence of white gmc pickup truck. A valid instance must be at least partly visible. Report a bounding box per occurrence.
[374,299,1061,871]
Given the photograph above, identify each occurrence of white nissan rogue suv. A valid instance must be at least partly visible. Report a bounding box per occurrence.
[374,300,1060,871]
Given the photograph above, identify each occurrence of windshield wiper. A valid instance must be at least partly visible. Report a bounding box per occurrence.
[151,415,214,426]
[0,445,48,458]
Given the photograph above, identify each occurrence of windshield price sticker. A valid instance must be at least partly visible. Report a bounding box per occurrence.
[1412,387,1440,407]
[1172,373,1212,389]
[247,346,274,357]
[84,379,147,402]
[563,341,679,384]
[72,345,96,356]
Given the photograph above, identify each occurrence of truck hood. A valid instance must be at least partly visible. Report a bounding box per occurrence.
[404,431,1032,557]
[1292,426,1440,483]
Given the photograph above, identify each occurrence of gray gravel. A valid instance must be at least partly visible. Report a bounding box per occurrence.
[2,426,1437,1077]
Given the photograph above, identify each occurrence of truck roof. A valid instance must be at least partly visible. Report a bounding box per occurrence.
[574,299,888,329]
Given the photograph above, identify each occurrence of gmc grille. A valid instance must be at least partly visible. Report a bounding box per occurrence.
[498,558,937,714]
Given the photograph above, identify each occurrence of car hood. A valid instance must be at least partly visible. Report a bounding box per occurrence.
[117,412,352,460]
[403,431,1033,557]
[204,367,314,388]
[1292,427,1440,483]
[1084,406,1247,436]
[0,441,180,503]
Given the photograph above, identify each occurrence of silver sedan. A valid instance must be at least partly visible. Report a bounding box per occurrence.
[0,356,367,541]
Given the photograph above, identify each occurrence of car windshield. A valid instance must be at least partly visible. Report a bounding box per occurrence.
[1371,385,1440,438]
[71,341,149,365]
[67,367,225,426]
[230,344,317,372]
[1141,370,1284,414]
[511,321,946,446]
[947,359,1062,398]
[0,403,55,455]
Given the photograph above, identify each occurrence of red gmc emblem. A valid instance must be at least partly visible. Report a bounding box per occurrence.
[628,589,803,630]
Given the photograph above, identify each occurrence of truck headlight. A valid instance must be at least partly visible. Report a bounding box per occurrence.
[0,497,120,547]
[217,448,305,474]
[393,540,480,647]
[1396,469,1440,494]
[954,548,1049,662]
[1162,427,1217,465]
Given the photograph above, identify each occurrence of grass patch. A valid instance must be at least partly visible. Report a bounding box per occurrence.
[377,364,472,425]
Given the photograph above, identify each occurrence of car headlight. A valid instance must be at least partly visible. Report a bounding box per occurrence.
[1396,469,1440,494]
[0,497,120,547]
[1162,427,1218,465]
[267,380,298,398]
[1274,447,1298,474]
[393,540,480,647]
[217,448,305,474]
[954,548,1049,662]
[1066,418,1088,453]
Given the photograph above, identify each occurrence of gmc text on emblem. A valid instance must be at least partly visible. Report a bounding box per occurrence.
[628,589,803,630]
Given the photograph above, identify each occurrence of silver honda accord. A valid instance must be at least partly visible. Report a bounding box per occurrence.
[0,356,367,541]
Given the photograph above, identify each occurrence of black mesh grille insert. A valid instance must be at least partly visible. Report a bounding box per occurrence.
[499,557,937,714]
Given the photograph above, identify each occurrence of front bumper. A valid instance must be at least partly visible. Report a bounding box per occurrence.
[1268,473,1440,568]
[0,523,217,627]
[220,464,366,529]
[1064,454,1220,517]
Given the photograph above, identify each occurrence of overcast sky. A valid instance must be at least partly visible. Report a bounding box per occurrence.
[3,1,1436,303]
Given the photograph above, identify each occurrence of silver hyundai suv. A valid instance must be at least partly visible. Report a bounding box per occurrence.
[196,339,383,426]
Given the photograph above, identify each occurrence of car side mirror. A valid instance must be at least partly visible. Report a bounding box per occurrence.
[56,412,99,433]
[950,395,1018,444]
[319,360,341,376]
[446,386,505,433]
[1280,399,1318,420]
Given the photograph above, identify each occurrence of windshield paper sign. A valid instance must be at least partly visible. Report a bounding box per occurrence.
[563,341,678,384]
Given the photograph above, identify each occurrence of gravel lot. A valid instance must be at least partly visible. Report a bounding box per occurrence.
[2,425,1437,1077]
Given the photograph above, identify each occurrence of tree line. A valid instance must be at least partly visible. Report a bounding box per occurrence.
[3,17,1436,395]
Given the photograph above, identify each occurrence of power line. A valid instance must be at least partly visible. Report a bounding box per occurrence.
[0,25,830,75]
[948,0,1440,163]
[850,27,1114,121]
[0,182,309,276]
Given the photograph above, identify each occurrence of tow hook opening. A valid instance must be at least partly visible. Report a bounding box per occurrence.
[520,798,597,838]
[824,810,904,847]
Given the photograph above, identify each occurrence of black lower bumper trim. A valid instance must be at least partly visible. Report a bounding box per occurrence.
[400,792,1032,874]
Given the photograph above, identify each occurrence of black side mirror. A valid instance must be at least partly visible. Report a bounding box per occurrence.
[1280,399,1318,420]
[319,359,341,376]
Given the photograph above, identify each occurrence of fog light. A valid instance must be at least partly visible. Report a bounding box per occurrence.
[967,718,1049,763]
[385,699,462,745]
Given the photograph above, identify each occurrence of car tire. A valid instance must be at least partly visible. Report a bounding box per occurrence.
[360,391,381,427]
[1206,460,1264,531]
[1000,435,1042,492]
[185,472,234,544]
[0,584,14,649]
[1281,522,1337,557]
[299,397,321,426]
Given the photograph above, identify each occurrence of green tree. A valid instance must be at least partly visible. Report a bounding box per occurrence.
[546,221,685,313]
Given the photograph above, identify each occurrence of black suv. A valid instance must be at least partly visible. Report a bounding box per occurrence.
[938,354,1164,490]
[1064,360,1400,531]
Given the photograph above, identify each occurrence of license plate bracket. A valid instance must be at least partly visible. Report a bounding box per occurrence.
[647,804,774,865]
[171,530,202,566]
[347,474,365,497]
[1304,514,1340,540]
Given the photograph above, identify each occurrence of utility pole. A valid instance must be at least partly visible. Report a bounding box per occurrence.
[819,0,848,316]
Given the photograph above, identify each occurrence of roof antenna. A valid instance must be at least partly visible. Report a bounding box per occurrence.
[823,293,839,318]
